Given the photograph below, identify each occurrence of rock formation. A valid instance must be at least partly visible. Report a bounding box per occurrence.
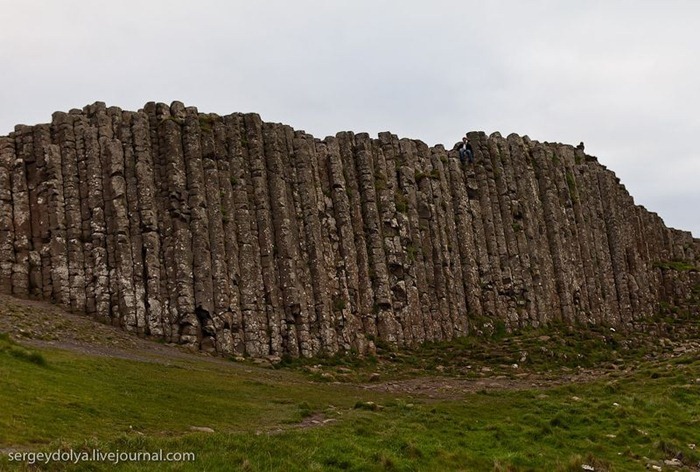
[0,101,697,357]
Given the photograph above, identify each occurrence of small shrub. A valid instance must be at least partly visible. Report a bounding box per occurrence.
[566,171,578,202]
[332,297,347,311]
[406,244,419,262]
[493,320,507,339]
[603,381,620,394]
[374,175,387,191]
[198,114,216,133]
[298,401,313,418]
[395,192,409,214]
[654,260,698,272]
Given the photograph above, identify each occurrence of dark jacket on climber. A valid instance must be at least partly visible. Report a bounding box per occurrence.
[458,137,474,164]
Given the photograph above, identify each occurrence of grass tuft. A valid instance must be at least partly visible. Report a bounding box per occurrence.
[0,332,47,366]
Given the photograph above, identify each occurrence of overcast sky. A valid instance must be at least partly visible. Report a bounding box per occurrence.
[1,0,698,236]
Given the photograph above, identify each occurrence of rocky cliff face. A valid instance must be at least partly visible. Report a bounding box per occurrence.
[0,102,698,357]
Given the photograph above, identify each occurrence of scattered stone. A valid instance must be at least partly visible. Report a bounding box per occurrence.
[354,401,383,411]
[266,355,282,365]
[369,373,381,382]
[189,426,215,433]
[663,458,683,467]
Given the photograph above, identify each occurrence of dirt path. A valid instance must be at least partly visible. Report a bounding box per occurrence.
[359,371,596,398]
[0,294,241,367]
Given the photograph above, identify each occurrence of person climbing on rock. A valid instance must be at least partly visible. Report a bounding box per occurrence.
[458,136,474,164]
[576,142,585,151]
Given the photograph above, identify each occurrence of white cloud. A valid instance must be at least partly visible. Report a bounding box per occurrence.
[0,0,698,235]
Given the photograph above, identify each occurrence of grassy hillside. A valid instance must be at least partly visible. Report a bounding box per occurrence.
[2,318,700,471]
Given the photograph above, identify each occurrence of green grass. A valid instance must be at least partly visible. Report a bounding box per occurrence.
[279,319,693,383]
[2,329,700,471]
[0,338,369,446]
[0,332,46,366]
[654,260,699,272]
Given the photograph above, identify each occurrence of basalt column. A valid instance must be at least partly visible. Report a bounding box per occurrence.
[0,138,16,293]
[0,101,698,358]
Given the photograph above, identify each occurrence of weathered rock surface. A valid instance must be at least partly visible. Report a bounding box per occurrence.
[0,102,698,357]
